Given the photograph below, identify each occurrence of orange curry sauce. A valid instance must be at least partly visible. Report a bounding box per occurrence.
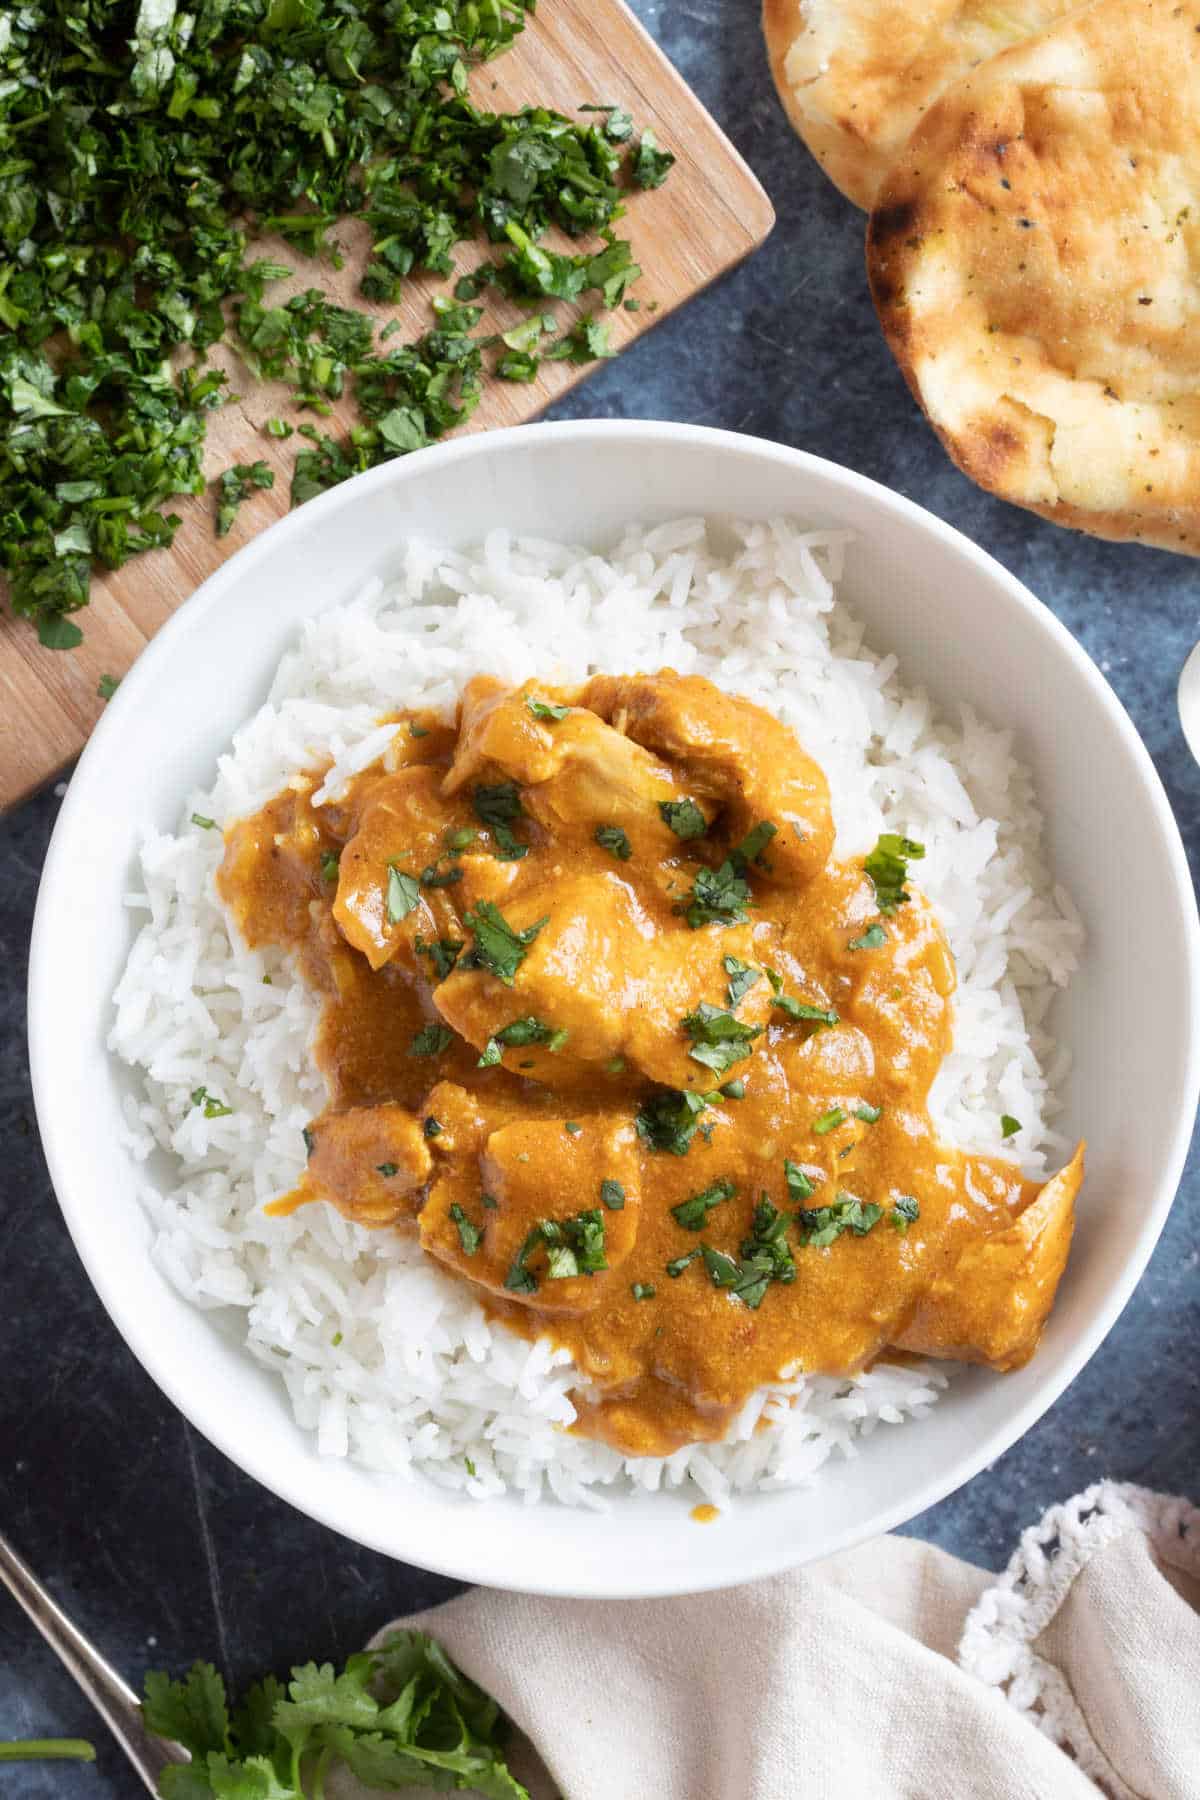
[219,671,1083,1458]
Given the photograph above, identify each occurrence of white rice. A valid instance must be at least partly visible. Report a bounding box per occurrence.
[109,517,1083,1508]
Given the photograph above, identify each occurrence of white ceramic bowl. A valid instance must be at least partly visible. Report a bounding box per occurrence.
[29,422,1200,1597]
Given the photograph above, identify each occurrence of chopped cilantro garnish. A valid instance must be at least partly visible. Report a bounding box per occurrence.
[681,1001,764,1074]
[865,833,926,915]
[472,783,529,861]
[505,1210,607,1292]
[479,1016,565,1063]
[408,1022,454,1058]
[565,1121,582,1136]
[723,956,761,1008]
[666,1248,702,1278]
[659,798,707,840]
[526,696,569,721]
[854,1103,883,1124]
[892,1195,921,1233]
[812,1107,847,1136]
[784,1159,815,1200]
[319,849,341,882]
[731,820,777,870]
[449,1203,483,1257]
[725,1198,797,1307]
[376,1163,398,1177]
[631,1282,656,1301]
[685,861,751,929]
[799,1193,884,1248]
[97,674,120,701]
[773,993,839,1027]
[600,1180,626,1210]
[848,924,888,951]
[190,1086,232,1120]
[191,813,216,831]
[595,823,633,861]
[423,1116,443,1139]
[1001,1114,1022,1139]
[462,902,547,986]
[302,1127,316,1158]
[414,935,463,981]
[721,1078,746,1100]
[386,866,421,924]
[671,1177,736,1231]
[636,1089,710,1156]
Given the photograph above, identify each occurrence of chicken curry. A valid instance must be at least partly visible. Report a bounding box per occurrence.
[220,671,1084,1459]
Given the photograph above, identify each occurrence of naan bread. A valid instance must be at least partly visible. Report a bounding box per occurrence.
[763,0,1079,210]
[868,0,1200,554]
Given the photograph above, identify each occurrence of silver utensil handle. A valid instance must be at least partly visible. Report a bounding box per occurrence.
[0,1528,190,1793]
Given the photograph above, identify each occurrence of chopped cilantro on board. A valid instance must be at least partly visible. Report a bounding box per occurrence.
[0,3,671,649]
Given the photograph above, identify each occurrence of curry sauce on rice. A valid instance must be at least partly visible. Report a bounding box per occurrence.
[221,671,1083,1459]
[110,519,1084,1503]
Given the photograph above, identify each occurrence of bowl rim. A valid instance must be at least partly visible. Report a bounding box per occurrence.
[28,419,1200,1595]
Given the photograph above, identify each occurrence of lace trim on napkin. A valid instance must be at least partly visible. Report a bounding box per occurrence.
[957,1480,1200,1800]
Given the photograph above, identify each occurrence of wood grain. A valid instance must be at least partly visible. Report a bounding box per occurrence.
[0,0,773,813]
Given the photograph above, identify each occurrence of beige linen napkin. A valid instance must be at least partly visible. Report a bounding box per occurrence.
[351,1481,1200,1800]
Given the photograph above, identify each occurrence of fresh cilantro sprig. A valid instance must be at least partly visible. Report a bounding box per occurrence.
[141,1637,529,1798]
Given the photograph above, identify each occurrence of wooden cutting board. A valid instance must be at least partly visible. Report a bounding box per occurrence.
[0,1,773,813]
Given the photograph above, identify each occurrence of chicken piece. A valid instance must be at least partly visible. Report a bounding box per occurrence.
[432,871,774,1091]
[303,1102,432,1225]
[419,1115,641,1313]
[623,920,775,1092]
[893,1143,1084,1370]
[432,872,637,1084]
[444,677,716,856]
[443,677,583,793]
[584,671,835,888]
[333,766,513,972]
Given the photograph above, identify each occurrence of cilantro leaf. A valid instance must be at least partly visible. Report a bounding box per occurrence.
[684,861,751,928]
[633,130,676,188]
[798,1193,884,1248]
[681,1001,763,1074]
[723,956,761,1007]
[864,833,926,915]
[526,695,569,721]
[635,1089,711,1156]
[595,823,633,860]
[386,867,421,924]
[671,1177,735,1231]
[659,798,707,840]
[848,924,887,951]
[472,784,529,862]
[142,1664,230,1760]
[462,902,547,987]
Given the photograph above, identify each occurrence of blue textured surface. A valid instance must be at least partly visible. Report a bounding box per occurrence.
[2,3,1199,1791]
